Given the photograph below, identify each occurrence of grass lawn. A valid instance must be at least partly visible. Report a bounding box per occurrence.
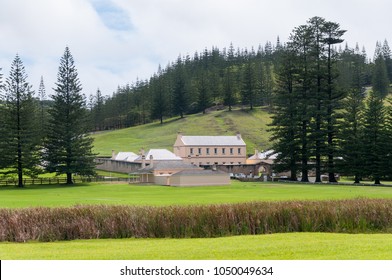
[1,181,392,208]
[1,233,392,260]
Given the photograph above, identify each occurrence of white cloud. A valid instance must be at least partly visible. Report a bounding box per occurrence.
[1,0,391,97]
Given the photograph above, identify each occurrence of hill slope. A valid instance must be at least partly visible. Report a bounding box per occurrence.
[92,107,272,157]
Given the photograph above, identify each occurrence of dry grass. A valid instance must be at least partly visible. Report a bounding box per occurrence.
[1,198,392,242]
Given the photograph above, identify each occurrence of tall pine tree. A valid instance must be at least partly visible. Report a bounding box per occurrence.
[361,91,387,184]
[44,47,96,184]
[3,55,41,187]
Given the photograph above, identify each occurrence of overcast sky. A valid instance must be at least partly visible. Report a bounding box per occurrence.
[0,0,391,98]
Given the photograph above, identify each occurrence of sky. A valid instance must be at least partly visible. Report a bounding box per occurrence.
[0,0,391,98]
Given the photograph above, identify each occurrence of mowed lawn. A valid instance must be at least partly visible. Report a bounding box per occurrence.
[2,233,392,260]
[2,181,392,260]
[1,181,392,208]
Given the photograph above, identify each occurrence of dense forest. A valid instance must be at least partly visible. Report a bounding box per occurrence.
[87,27,390,131]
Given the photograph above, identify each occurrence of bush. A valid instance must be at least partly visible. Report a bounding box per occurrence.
[1,199,392,242]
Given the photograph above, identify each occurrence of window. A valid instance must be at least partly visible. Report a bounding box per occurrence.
[214,148,218,155]
[190,148,194,155]
[206,148,210,155]
[222,148,226,154]
[230,148,234,155]
[238,148,241,154]
[198,148,202,155]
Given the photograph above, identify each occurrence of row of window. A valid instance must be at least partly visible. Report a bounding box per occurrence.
[189,147,242,156]
[191,161,243,165]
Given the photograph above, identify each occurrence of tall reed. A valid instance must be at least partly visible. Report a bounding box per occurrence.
[1,199,392,242]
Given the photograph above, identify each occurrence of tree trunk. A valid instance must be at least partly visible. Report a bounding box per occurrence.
[66,173,73,184]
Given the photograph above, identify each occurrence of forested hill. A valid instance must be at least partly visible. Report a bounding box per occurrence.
[88,36,391,132]
[92,106,271,157]
[90,16,392,184]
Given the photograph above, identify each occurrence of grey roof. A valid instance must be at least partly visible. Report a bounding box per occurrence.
[135,149,182,161]
[114,152,138,162]
[132,160,200,174]
[248,149,278,160]
[180,135,246,146]
[171,169,228,176]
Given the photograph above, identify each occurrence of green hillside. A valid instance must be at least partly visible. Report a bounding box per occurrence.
[92,107,271,157]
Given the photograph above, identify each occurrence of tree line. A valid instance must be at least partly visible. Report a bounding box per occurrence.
[269,17,392,184]
[0,47,95,187]
[88,27,391,133]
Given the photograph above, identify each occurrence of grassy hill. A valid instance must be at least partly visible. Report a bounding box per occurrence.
[92,106,272,157]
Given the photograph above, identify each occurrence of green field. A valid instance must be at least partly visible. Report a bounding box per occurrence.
[2,233,392,260]
[92,107,271,156]
[2,181,392,259]
[1,181,392,208]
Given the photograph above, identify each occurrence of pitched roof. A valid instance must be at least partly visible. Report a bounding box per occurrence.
[132,160,200,174]
[180,135,246,146]
[171,169,228,176]
[135,149,182,161]
[114,152,138,162]
[248,150,278,160]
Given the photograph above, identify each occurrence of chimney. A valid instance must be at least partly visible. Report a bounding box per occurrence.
[236,132,241,140]
[255,149,259,158]
[111,150,116,160]
[141,155,146,168]
[140,148,145,156]
[149,155,154,168]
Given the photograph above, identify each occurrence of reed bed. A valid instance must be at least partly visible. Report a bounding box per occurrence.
[1,199,392,242]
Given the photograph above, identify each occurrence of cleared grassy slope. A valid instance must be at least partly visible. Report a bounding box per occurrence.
[92,107,271,156]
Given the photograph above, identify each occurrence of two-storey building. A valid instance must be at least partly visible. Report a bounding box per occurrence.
[173,133,247,166]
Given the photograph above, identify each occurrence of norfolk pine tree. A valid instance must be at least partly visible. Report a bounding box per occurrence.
[269,45,301,181]
[0,66,9,171]
[3,55,41,187]
[44,47,96,184]
[361,91,388,184]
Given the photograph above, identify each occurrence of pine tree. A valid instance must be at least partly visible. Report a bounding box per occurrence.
[382,39,392,83]
[44,47,96,184]
[241,56,257,110]
[372,50,390,98]
[337,46,367,183]
[223,66,236,111]
[197,71,211,114]
[151,66,168,124]
[0,66,9,171]
[172,57,187,118]
[92,88,105,129]
[290,24,314,182]
[3,55,41,187]
[37,76,48,140]
[323,20,346,183]
[385,97,392,179]
[361,91,387,184]
[338,89,365,183]
[269,45,300,181]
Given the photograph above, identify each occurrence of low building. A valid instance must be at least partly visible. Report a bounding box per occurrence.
[131,160,230,186]
[173,133,247,166]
